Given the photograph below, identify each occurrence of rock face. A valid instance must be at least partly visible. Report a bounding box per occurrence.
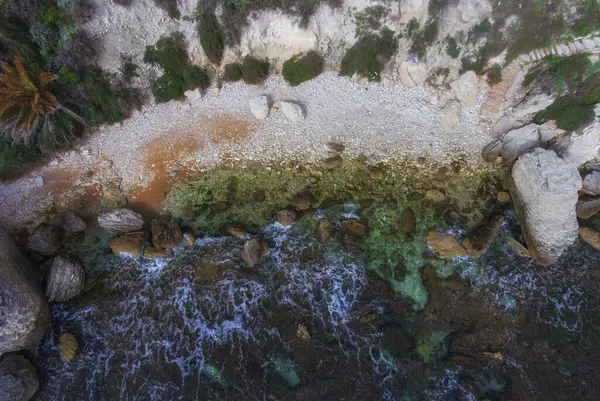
[280,101,305,122]
[450,71,479,107]
[462,215,504,258]
[0,353,39,401]
[509,148,582,266]
[57,211,86,232]
[582,171,600,195]
[277,210,296,226]
[109,232,146,256]
[57,332,79,362]
[426,232,467,259]
[499,124,540,163]
[27,224,60,256]
[242,238,263,267]
[0,229,49,355]
[150,217,183,248]
[46,257,85,302]
[579,227,600,251]
[249,95,269,119]
[98,208,144,235]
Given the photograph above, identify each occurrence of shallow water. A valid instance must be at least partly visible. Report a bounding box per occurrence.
[30,207,600,401]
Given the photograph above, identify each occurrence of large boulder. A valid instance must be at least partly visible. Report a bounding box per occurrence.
[56,211,86,233]
[509,148,582,266]
[249,95,269,120]
[559,115,600,166]
[499,124,540,163]
[579,227,600,251]
[45,257,85,302]
[0,229,49,356]
[397,61,428,88]
[27,224,60,256]
[150,217,183,249]
[0,353,39,401]
[98,208,144,235]
[450,71,479,107]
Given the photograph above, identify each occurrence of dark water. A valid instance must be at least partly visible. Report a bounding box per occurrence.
[30,206,600,401]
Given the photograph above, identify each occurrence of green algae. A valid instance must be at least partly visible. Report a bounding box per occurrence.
[416,331,448,363]
[271,357,301,389]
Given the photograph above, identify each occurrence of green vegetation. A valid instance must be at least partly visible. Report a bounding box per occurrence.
[445,36,460,59]
[282,51,323,86]
[460,48,487,74]
[197,13,225,65]
[241,55,270,85]
[468,18,491,43]
[409,20,438,59]
[571,0,600,37]
[223,63,243,82]
[119,56,139,82]
[340,28,398,82]
[153,0,180,19]
[0,138,43,178]
[485,64,502,85]
[144,33,210,102]
[354,5,389,35]
[406,18,420,37]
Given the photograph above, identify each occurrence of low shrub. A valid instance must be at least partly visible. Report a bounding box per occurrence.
[0,137,42,179]
[223,63,243,82]
[241,55,270,85]
[119,56,139,81]
[144,33,210,102]
[406,18,420,37]
[340,28,398,82]
[282,51,323,86]
[445,36,460,59]
[485,64,502,85]
[197,13,225,65]
[409,19,438,59]
[468,18,491,43]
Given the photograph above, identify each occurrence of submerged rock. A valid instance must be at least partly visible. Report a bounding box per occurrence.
[462,215,504,259]
[277,209,296,226]
[249,95,269,120]
[509,148,581,266]
[143,247,173,258]
[0,229,49,355]
[426,232,467,258]
[398,208,416,236]
[57,211,86,233]
[150,217,183,248]
[317,220,336,243]
[503,234,532,258]
[98,208,144,235]
[0,353,39,401]
[109,232,146,256]
[57,332,78,362]
[579,227,600,251]
[27,224,60,256]
[425,189,447,204]
[242,238,263,267]
[227,225,247,238]
[46,257,85,302]
[368,166,385,180]
[296,323,311,341]
[341,220,367,236]
[576,198,600,219]
[290,196,311,211]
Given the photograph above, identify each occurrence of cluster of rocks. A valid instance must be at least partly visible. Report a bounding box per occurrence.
[482,113,600,265]
[0,211,90,400]
[249,96,305,122]
[99,208,185,258]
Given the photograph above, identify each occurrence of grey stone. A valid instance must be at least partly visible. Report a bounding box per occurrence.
[280,101,305,122]
[242,238,262,267]
[58,211,86,232]
[509,148,581,266]
[98,208,144,234]
[249,95,270,120]
[450,71,479,107]
[0,354,39,401]
[0,229,49,356]
[583,171,600,195]
[46,257,85,302]
[500,124,540,163]
[27,224,60,256]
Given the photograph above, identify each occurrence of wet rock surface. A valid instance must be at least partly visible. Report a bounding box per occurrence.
[57,333,78,363]
[150,217,183,249]
[0,353,39,401]
[426,232,467,258]
[109,232,146,256]
[462,215,504,258]
[98,208,144,235]
[0,229,49,355]
[45,257,85,303]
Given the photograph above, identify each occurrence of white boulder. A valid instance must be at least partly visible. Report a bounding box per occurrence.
[280,101,305,122]
[509,148,582,266]
[450,71,479,107]
[249,96,270,120]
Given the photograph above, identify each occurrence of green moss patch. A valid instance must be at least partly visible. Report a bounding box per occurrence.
[144,33,210,102]
[282,51,324,86]
[340,28,398,82]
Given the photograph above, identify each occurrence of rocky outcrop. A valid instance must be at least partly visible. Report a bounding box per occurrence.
[0,229,49,356]
[150,217,183,249]
[280,101,305,122]
[426,232,467,259]
[57,332,78,363]
[27,224,60,256]
[509,148,581,266]
[462,215,504,258]
[0,353,39,401]
[45,257,85,302]
[249,95,270,120]
[450,71,479,107]
[397,61,428,88]
[98,208,144,235]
